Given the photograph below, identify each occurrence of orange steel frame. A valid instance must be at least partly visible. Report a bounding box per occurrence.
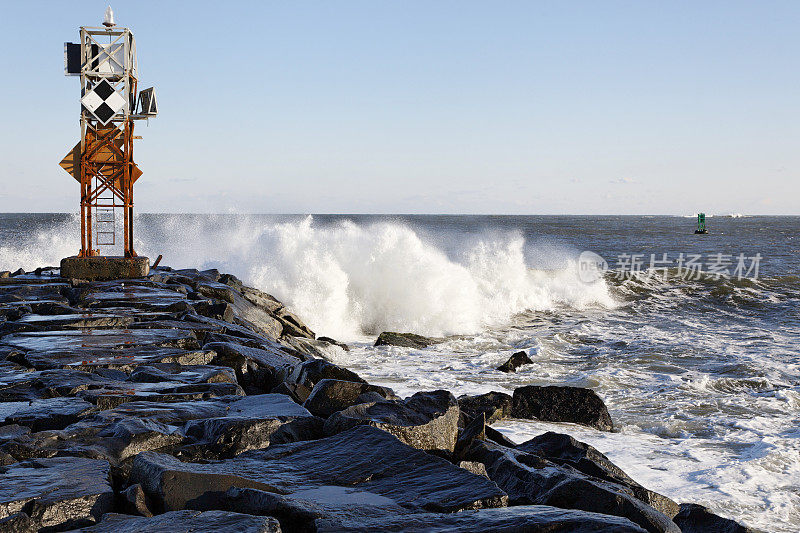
[79,117,137,258]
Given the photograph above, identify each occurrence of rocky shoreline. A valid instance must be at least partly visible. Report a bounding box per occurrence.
[0,266,754,532]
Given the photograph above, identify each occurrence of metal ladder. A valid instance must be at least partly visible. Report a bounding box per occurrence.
[95,197,116,246]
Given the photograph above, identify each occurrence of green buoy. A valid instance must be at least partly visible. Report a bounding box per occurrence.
[694,213,708,234]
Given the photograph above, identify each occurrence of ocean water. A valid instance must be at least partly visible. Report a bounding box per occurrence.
[1,213,798,531]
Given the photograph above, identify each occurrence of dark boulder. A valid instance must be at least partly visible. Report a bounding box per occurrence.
[323,390,460,453]
[288,359,365,391]
[318,336,349,351]
[76,510,281,533]
[512,385,614,431]
[192,300,233,322]
[131,425,507,514]
[195,281,235,303]
[271,381,312,404]
[120,483,154,517]
[497,350,533,373]
[673,503,756,533]
[454,412,486,460]
[303,379,397,418]
[181,394,323,458]
[204,341,299,393]
[0,457,114,530]
[519,432,677,518]
[315,505,650,532]
[374,332,439,349]
[0,512,35,532]
[465,439,679,533]
[458,391,513,425]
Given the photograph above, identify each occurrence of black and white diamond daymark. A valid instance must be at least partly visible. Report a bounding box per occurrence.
[81,80,126,125]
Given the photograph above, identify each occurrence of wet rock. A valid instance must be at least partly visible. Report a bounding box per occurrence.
[273,307,315,339]
[673,503,755,533]
[280,336,341,360]
[458,391,513,425]
[77,285,190,312]
[323,390,459,453]
[2,416,183,466]
[465,439,678,533]
[0,366,241,408]
[0,457,113,530]
[229,291,284,340]
[81,383,243,410]
[181,394,323,458]
[485,425,518,448]
[204,341,299,393]
[519,432,678,518]
[210,487,320,531]
[192,300,234,322]
[76,510,281,533]
[131,425,507,514]
[458,460,489,478]
[11,269,25,277]
[0,272,9,279]
[120,483,154,517]
[195,282,235,303]
[128,364,237,385]
[374,331,439,349]
[15,347,216,372]
[182,313,280,345]
[512,385,614,431]
[271,382,312,404]
[288,359,365,391]
[303,379,397,418]
[4,313,134,333]
[318,336,349,351]
[0,397,95,431]
[0,397,296,465]
[315,505,650,532]
[455,412,486,460]
[1,328,200,354]
[497,350,533,373]
[0,512,35,532]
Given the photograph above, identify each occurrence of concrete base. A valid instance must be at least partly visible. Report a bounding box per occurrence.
[60,256,150,281]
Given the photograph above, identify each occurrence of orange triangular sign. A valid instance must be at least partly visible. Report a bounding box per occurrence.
[59,142,81,181]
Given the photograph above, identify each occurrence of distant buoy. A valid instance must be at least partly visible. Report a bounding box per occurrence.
[694,213,708,234]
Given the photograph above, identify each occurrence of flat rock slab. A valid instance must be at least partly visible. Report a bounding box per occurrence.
[131,425,507,515]
[316,505,649,532]
[78,287,188,311]
[0,329,198,353]
[94,394,307,427]
[0,284,70,304]
[0,397,94,431]
[0,457,113,530]
[323,390,459,453]
[8,313,135,332]
[0,395,311,466]
[75,510,280,533]
[21,348,216,372]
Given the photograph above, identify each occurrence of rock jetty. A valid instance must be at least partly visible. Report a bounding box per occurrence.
[0,266,754,532]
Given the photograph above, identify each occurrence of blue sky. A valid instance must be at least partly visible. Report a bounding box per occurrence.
[0,1,797,214]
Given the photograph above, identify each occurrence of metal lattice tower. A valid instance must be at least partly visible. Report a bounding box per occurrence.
[61,7,157,258]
